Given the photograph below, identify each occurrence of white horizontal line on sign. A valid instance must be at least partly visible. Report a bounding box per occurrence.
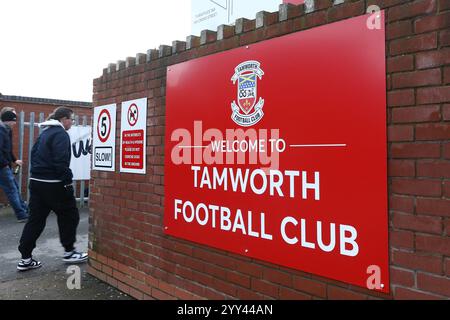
[178,146,209,148]
[290,144,347,148]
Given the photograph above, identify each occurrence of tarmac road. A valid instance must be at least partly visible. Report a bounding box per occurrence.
[0,206,132,300]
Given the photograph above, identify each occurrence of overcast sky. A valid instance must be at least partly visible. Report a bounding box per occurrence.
[0,0,191,102]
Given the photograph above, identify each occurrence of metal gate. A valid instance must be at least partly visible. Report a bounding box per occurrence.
[16,111,92,208]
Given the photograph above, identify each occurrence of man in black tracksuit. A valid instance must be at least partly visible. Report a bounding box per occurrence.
[17,107,88,271]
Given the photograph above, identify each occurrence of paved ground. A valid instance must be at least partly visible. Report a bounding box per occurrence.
[0,205,132,300]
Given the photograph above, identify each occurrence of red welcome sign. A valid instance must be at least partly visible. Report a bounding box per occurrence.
[164,13,389,293]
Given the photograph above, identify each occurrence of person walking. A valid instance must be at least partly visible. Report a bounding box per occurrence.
[0,110,28,222]
[0,107,25,174]
[17,107,87,271]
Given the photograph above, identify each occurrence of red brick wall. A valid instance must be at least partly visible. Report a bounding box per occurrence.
[0,97,92,200]
[89,0,449,300]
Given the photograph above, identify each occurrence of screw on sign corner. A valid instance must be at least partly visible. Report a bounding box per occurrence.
[366,5,381,30]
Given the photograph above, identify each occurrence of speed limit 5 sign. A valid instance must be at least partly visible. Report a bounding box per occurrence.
[93,104,117,171]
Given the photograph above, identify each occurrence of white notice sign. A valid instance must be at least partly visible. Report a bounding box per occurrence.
[120,98,147,174]
[93,104,117,172]
[191,0,281,35]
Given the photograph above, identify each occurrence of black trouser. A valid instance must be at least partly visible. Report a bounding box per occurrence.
[19,180,79,259]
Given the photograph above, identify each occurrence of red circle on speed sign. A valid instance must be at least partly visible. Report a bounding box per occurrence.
[127,103,139,127]
[97,109,111,143]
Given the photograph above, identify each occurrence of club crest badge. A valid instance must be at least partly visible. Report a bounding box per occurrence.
[231,61,265,127]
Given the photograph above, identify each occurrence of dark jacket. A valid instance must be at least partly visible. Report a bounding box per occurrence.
[0,122,15,168]
[30,120,73,185]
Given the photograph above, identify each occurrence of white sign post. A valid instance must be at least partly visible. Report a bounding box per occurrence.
[68,125,92,180]
[93,104,117,172]
[120,98,147,174]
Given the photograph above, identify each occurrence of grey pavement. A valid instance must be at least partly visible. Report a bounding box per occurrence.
[0,205,132,300]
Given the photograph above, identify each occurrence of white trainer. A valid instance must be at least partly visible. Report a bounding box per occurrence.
[63,251,88,264]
